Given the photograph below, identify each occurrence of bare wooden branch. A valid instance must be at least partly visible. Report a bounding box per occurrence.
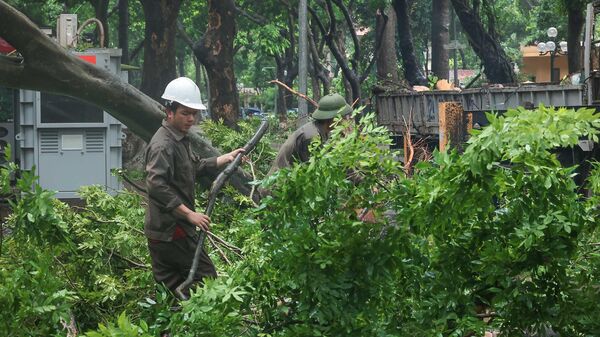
[112,252,150,269]
[269,80,318,107]
[176,20,195,48]
[206,231,244,258]
[129,38,144,61]
[402,108,415,175]
[359,12,388,83]
[208,235,232,265]
[235,6,266,25]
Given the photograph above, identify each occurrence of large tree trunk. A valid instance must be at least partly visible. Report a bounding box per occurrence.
[566,2,585,74]
[376,6,399,83]
[450,0,516,84]
[0,1,253,197]
[393,0,427,86]
[139,0,181,101]
[118,0,129,64]
[431,0,450,79]
[193,0,239,129]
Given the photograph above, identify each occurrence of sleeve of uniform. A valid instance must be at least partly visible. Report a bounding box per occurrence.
[269,134,297,174]
[195,156,218,176]
[146,144,182,212]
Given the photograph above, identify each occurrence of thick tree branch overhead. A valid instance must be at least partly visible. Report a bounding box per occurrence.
[0,1,254,197]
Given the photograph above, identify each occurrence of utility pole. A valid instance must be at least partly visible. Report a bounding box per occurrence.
[298,0,308,126]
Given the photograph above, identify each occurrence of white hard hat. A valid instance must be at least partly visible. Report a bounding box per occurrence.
[161,77,207,110]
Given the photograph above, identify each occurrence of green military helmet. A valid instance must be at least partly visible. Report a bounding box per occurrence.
[312,93,352,120]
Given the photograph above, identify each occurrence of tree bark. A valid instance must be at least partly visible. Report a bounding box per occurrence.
[0,1,253,197]
[566,2,585,74]
[450,0,516,84]
[139,0,181,101]
[193,0,240,129]
[177,43,186,77]
[393,0,428,86]
[431,0,450,79]
[376,6,399,83]
[118,0,129,64]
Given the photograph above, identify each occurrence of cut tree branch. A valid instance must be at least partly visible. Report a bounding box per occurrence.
[269,80,318,107]
[0,2,255,197]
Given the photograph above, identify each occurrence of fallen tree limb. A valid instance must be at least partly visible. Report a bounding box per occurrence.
[0,2,254,197]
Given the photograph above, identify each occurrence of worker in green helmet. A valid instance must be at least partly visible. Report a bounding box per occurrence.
[268,93,352,175]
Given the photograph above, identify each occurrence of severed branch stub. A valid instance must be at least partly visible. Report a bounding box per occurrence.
[269,80,318,107]
[176,120,269,300]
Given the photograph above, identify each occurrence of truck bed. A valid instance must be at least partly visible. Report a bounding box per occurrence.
[375,84,585,136]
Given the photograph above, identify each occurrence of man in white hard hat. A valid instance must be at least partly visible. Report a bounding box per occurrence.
[144,77,244,297]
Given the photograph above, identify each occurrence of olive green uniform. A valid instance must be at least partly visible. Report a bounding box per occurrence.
[268,120,329,174]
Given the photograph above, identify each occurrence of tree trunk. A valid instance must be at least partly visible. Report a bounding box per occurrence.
[431,0,450,79]
[118,0,129,64]
[450,0,516,84]
[459,48,468,69]
[566,2,585,74]
[0,1,254,197]
[89,0,110,47]
[308,2,361,102]
[309,22,330,97]
[177,44,185,77]
[393,0,427,86]
[192,0,239,129]
[376,6,399,83]
[139,0,181,101]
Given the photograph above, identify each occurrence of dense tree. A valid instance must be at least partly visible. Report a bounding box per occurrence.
[235,1,297,122]
[450,0,516,83]
[309,0,384,102]
[139,0,181,101]
[393,0,428,85]
[193,0,240,129]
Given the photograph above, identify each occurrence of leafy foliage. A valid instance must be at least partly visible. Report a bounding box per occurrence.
[1,106,599,336]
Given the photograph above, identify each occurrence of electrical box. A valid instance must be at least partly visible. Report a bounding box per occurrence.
[17,48,125,198]
[57,14,77,48]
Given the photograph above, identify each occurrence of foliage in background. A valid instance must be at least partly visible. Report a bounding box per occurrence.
[200,117,285,180]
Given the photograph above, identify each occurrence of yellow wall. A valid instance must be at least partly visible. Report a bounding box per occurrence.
[520,45,569,83]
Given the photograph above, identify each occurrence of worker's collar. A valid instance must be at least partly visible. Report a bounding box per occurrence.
[162,120,187,141]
